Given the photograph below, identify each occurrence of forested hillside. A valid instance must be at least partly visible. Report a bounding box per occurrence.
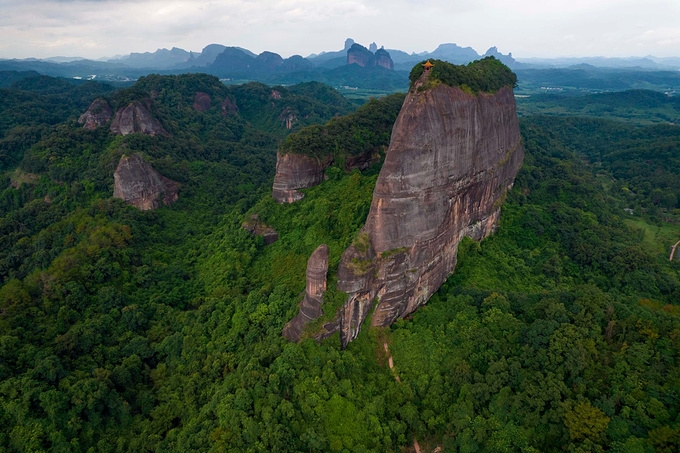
[0,73,679,452]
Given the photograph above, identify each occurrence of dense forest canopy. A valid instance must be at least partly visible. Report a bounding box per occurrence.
[409,57,518,94]
[0,74,679,452]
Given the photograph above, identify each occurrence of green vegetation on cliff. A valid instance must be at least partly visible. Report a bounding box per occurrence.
[409,56,518,94]
[279,92,404,163]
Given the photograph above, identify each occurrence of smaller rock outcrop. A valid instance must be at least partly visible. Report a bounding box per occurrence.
[78,98,113,130]
[242,214,278,245]
[374,48,394,70]
[272,152,329,203]
[110,100,170,137]
[113,154,179,210]
[346,43,394,69]
[193,92,211,111]
[282,244,330,342]
[221,97,238,115]
[278,107,297,130]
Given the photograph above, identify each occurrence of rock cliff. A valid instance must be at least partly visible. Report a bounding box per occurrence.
[78,98,113,130]
[282,244,330,342]
[272,152,329,203]
[346,43,394,70]
[110,100,170,137]
[271,93,404,204]
[374,48,394,70]
[113,154,179,210]
[320,72,524,346]
[193,92,211,111]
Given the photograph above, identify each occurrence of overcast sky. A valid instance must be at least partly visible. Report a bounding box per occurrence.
[1,0,678,60]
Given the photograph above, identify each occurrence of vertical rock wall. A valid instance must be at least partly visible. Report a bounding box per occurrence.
[282,244,330,342]
[323,81,524,347]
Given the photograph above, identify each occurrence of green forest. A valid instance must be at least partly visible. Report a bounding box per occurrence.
[0,67,679,453]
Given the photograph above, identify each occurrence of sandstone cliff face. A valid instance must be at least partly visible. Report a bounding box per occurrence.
[282,244,330,342]
[323,81,524,347]
[78,99,113,130]
[374,48,394,70]
[193,92,211,112]
[110,100,170,137]
[113,154,179,210]
[346,43,394,69]
[272,152,330,203]
[221,97,238,116]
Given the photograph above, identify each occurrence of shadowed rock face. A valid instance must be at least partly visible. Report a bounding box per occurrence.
[321,80,524,347]
[272,152,330,203]
[113,154,179,210]
[222,97,238,116]
[282,244,330,342]
[242,214,278,245]
[78,99,113,130]
[374,48,394,70]
[110,100,170,137]
[346,43,394,70]
[193,92,211,111]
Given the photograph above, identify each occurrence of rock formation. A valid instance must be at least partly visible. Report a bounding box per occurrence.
[282,244,330,342]
[317,73,523,347]
[278,107,297,130]
[113,154,179,210]
[346,43,394,69]
[221,97,238,116]
[242,214,279,245]
[110,100,170,137]
[272,152,329,203]
[78,98,113,130]
[193,92,211,111]
[374,48,394,70]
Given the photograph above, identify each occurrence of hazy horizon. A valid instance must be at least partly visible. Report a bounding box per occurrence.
[0,0,679,61]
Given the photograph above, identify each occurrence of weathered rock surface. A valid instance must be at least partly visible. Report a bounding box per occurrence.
[78,98,113,130]
[282,244,330,342]
[374,48,394,70]
[193,92,211,111]
[242,214,279,245]
[271,147,381,204]
[346,43,394,69]
[278,107,297,130]
[321,79,524,347]
[272,152,330,203]
[113,154,179,210]
[110,100,170,137]
[221,96,238,116]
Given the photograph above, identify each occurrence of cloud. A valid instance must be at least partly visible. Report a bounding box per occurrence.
[0,0,678,59]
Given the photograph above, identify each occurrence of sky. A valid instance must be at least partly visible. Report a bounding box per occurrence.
[0,0,679,60]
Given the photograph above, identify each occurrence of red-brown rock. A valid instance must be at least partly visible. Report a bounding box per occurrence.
[78,98,113,130]
[272,152,330,203]
[282,244,330,342]
[222,97,238,115]
[113,154,179,210]
[321,80,524,347]
[110,100,170,137]
[193,92,211,111]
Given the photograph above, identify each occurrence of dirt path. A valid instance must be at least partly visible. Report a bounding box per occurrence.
[383,342,401,383]
[670,240,680,261]
[414,437,421,453]
[383,342,442,453]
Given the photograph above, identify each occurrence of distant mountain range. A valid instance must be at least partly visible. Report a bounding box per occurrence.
[0,39,678,91]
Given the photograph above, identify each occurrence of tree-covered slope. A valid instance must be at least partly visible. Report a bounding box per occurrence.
[0,74,679,452]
